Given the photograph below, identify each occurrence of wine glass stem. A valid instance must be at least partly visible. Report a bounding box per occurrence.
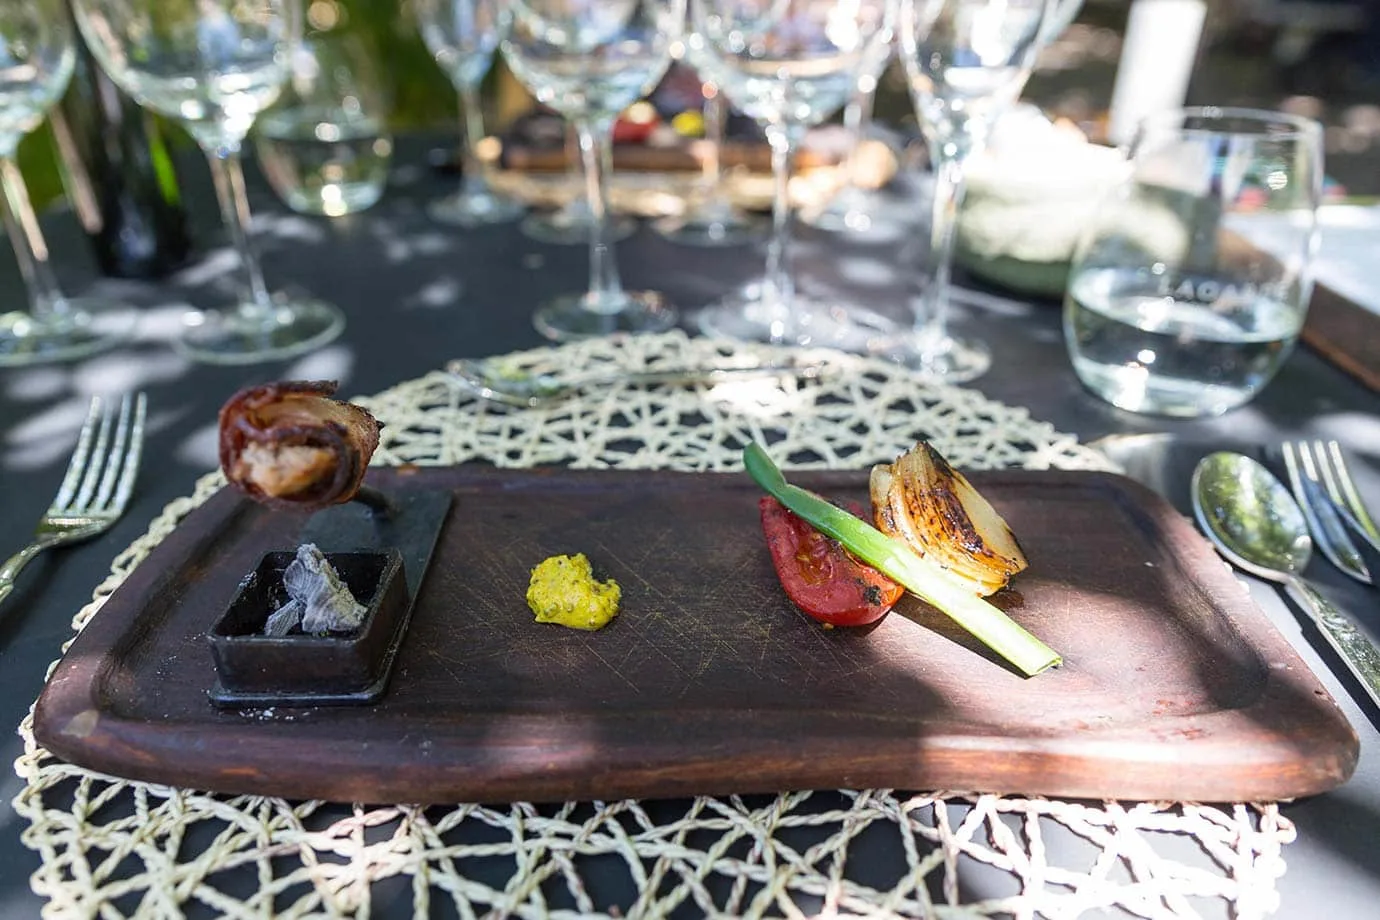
[206,149,273,319]
[701,87,725,192]
[0,157,67,317]
[458,82,488,197]
[762,126,796,330]
[919,152,966,344]
[697,87,737,221]
[564,121,581,199]
[576,118,624,312]
[842,78,877,194]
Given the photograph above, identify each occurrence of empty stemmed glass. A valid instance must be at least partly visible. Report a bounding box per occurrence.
[802,31,896,236]
[693,0,895,348]
[416,0,525,227]
[651,38,763,247]
[74,0,345,364]
[890,0,1050,381]
[0,0,136,366]
[498,0,684,340]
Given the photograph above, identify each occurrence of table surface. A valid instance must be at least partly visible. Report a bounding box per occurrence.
[1,138,1378,918]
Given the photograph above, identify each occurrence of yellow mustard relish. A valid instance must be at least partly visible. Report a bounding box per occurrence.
[525,553,621,631]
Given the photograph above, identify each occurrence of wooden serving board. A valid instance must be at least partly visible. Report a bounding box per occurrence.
[34,467,1358,804]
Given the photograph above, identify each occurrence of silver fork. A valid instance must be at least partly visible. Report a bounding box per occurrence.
[1282,439,1380,585]
[0,393,147,605]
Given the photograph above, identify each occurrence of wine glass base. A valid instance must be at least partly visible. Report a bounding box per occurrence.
[801,191,905,238]
[802,206,900,237]
[427,190,525,227]
[533,290,677,342]
[0,297,138,367]
[651,210,767,248]
[521,209,637,246]
[178,296,346,365]
[877,332,991,384]
[696,290,894,352]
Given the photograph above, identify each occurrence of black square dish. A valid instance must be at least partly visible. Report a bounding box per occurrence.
[208,549,409,707]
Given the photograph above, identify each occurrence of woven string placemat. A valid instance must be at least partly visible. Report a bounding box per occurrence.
[13,333,1295,919]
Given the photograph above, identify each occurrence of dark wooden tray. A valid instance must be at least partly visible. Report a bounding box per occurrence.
[33,467,1358,804]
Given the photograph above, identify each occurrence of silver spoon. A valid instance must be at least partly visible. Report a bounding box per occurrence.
[445,357,833,408]
[1192,451,1380,711]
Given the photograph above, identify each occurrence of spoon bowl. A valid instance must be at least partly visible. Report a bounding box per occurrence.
[446,359,575,407]
[1192,450,1380,710]
[1191,451,1313,583]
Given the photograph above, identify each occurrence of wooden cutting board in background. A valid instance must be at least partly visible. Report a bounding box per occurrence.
[1303,282,1380,392]
[33,467,1358,804]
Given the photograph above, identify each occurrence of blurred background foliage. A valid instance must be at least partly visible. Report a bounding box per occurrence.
[347,0,474,128]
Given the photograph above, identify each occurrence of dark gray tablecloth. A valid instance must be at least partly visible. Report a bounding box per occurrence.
[0,138,1377,917]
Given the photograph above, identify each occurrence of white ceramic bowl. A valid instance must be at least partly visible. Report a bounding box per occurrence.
[956,109,1126,298]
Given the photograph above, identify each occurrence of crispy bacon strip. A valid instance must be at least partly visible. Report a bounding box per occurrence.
[218,380,381,511]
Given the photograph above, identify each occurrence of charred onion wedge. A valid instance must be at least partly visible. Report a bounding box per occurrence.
[219,380,381,511]
[870,442,1027,596]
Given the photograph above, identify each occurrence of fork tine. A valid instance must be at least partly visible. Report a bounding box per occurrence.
[1283,442,1362,580]
[1323,440,1380,542]
[1312,440,1347,508]
[50,397,103,512]
[91,394,134,512]
[106,393,146,514]
[71,398,117,512]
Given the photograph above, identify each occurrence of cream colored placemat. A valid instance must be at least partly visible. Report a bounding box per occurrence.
[14,332,1294,918]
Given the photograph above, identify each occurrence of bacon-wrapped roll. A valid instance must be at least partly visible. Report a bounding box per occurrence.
[219,380,381,512]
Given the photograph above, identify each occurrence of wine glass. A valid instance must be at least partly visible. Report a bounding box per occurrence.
[650,35,764,247]
[73,0,345,364]
[890,0,1050,382]
[416,0,525,227]
[0,0,137,367]
[255,30,394,216]
[692,0,896,349]
[801,32,897,236]
[498,0,684,341]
